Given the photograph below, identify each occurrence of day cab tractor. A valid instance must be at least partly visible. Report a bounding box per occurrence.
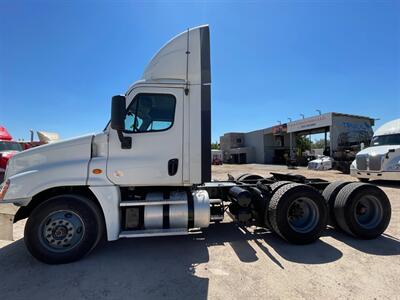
[0,25,391,264]
[351,119,400,181]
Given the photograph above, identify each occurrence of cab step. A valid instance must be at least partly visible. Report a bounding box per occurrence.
[119,228,189,238]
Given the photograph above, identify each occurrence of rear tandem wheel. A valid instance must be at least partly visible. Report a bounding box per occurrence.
[322,181,351,227]
[268,183,328,244]
[333,182,391,239]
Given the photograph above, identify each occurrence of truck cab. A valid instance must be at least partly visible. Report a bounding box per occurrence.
[0,25,213,263]
[351,119,400,181]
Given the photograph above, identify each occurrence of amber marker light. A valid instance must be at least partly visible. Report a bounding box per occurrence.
[92,169,103,175]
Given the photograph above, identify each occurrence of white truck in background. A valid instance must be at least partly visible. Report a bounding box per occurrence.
[0,25,392,264]
[351,119,400,181]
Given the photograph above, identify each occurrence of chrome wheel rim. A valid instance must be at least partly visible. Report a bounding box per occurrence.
[39,210,85,252]
[287,197,320,233]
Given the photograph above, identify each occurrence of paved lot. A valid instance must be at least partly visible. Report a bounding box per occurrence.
[0,164,399,299]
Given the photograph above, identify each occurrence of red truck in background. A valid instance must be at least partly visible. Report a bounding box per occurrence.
[0,126,23,182]
[0,126,59,182]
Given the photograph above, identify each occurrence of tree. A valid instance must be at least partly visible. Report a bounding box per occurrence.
[312,138,329,149]
[296,136,312,154]
[211,141,220,150]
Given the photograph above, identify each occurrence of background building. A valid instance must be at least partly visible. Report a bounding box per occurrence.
[220,112,374,165]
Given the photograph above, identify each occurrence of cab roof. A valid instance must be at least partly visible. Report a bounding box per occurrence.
[374,119,400,136]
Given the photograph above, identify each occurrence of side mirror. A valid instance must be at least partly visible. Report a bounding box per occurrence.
[110,95,132,149]
[111,95,126,131]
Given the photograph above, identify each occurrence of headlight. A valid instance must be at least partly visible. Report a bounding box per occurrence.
[0,179,10,201]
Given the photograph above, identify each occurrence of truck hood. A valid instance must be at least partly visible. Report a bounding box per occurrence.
[357,145,400,156]
[6,134,94,179]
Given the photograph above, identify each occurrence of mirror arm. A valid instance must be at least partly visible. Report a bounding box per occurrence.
[117,130,132,149]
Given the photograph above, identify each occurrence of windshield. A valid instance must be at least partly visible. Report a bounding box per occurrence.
[0,141,23,152]
[371,134,400,146]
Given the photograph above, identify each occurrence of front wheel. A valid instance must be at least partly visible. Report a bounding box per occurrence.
[24,194,104,264]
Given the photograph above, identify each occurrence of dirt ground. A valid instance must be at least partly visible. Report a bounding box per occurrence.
[0,164,399,300]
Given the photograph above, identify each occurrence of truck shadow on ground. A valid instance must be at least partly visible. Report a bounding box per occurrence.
[0,222,399,300]
[324,227,400,256]
[203,223,343,267]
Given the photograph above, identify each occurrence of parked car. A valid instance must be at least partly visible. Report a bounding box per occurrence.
[308,155,334,171]
[211,149,223,165]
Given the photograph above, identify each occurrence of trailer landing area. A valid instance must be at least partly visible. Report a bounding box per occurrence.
[0,164,399,299]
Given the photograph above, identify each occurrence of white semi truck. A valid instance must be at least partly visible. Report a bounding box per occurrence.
[351,119,400,181]
[0,26,392,264]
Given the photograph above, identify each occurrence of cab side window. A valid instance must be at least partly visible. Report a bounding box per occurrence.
[124,94,176,133]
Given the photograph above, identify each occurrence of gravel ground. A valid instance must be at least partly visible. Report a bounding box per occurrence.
[0,164,399,300]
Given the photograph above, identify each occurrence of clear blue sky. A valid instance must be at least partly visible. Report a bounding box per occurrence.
[0,0,399,142]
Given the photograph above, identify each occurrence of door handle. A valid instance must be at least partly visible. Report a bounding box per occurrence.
[168,159,179,176]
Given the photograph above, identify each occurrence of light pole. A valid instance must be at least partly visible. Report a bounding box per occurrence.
[288,118,293,159]
[316,109,321,115]
[300,114,305,119]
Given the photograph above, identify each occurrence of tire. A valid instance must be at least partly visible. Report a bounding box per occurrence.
[270,181,292,194]
[237,174,264,183]
[322,181,351,227]
[263,181,292,229]
[236,173,250,181]
[358,178,369,182]
[24,194,104,264]
[334,183,391,239]
[268,183,328,244]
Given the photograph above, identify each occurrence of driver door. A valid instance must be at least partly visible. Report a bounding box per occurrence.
[107,86,184,186]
